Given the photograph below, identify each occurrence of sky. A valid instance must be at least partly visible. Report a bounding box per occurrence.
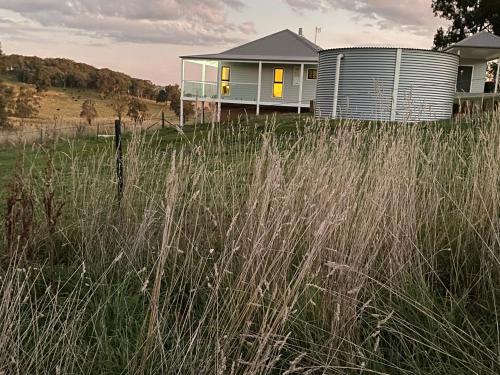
[0,0,447,85]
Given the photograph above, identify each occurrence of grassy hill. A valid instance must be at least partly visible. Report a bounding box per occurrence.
[1,72,177,127]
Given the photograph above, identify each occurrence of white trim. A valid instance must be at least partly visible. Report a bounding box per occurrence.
[332,54,344,119]
[298,63,304,114]
[217,61,221,122]
[495,58,500,94]
[180,59,185,126]
[182,97,311,107]
[184,79,254,86]
[183,59,219,67]
[224,82,256,85]
[257,61,262,115]
[183,58,318,65]
[306,68,318,80]
[390,48,402,122]
[184,80,218,85]
[457,64,474,93]
[201,62,206,98]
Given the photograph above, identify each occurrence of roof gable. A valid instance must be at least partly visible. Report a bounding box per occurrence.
[446,31,500,50]
[222,29,321,57]
[181,29,321,62]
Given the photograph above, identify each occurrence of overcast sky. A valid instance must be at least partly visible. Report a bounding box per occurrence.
[0,0,446,85]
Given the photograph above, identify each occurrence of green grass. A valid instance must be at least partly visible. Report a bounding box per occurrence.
[0,114,303,198]
[0,114,499,374]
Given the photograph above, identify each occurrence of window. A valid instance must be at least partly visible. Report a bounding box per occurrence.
[307,68,318,80]
[221,66,230,95]
[273,68,284,98]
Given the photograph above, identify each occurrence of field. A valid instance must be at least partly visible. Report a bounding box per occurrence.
[0,74,177,142]
[0,114,499,374]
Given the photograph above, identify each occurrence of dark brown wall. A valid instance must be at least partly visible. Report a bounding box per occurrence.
[220,103,311,122]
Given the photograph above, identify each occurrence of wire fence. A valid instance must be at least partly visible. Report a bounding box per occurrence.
[0,115,178,146]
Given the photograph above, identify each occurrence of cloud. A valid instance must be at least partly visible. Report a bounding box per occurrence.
[283,0,440,34]
[0,16,66,42]
[239,21,257,34]
[0,0,256,45]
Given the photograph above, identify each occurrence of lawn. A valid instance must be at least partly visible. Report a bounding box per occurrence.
[0,113,499,374]
[0,114,302,199]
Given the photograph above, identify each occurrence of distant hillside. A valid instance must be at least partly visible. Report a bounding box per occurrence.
[1,54,158,99]
[0,76,174,126]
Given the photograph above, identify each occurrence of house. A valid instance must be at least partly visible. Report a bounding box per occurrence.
[444,31,500,97]
[179,29,321,125]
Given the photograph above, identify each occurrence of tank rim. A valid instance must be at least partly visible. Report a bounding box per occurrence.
[319,46,457,57]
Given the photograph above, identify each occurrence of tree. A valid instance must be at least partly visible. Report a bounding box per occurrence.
[127,98,148,125]
[156,85,181,103]
[0,81,14,127]
[14,87,39,118]
[156,88,168,103]
[80,99,98,125]
[0,53,157,98]
[165,84,180,102]
[169,89,194,121]
[110,93,129,121]
[129,79,154,98]
[35,67,52,92]
[0,42,5,73]
[432,0,500,50]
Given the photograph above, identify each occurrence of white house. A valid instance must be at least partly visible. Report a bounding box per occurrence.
[179,29,321,125]
[444,31,500,96]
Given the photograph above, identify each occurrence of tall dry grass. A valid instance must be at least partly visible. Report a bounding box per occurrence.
[1,115,500,374]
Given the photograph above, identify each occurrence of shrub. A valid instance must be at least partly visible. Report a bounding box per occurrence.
[80,99,98,125]
[127,97,148,125]
[14,86,40,118]
[0,81,14,127]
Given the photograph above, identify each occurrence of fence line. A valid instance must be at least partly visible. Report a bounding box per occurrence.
[0,115,175,146]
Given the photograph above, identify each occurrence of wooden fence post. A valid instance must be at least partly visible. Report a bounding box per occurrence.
[195,95,199,125]
[310,100,316,115]
[40,128,43,144]
[115,119,124,203]
[202,101,205,124]
[161,110,165,129]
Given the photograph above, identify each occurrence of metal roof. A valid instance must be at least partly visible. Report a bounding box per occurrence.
[445,31,500,50]
[181,29,321,62]
[444,31,500,61]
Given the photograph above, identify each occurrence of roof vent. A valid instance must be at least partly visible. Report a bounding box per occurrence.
[298,28,303,37]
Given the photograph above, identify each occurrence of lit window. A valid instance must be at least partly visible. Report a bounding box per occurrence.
[273,68,284,98]
[307,69,317,80]
[221,66,230,95]
[221,66,230,81]
[221,82,230,95]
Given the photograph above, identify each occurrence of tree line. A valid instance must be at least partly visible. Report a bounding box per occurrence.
[1,53,158,98]
[0,42,196,128]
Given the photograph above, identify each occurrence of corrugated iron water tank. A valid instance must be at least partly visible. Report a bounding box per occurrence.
[315,48,459,122]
